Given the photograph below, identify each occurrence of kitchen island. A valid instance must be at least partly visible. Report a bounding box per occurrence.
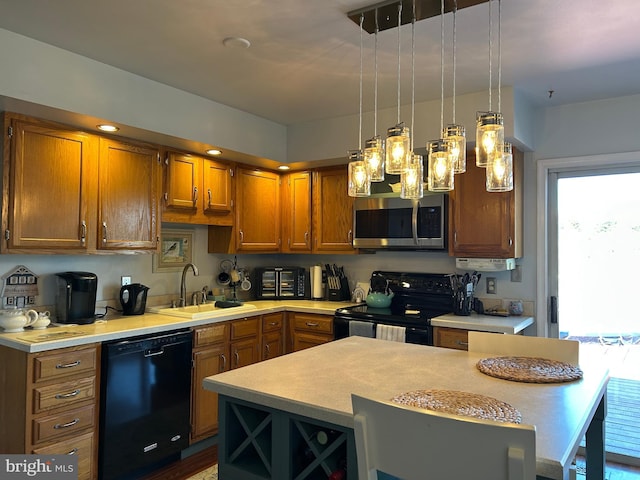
[203,336,608,480]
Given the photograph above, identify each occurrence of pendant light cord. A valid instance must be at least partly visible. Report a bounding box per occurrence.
[497,0,502,113]
[411,0,416,151]
[488,0,493,111]
[374,19,379,136]
[440,0,444,133]
[452,0,457,124]
[396,2,402,124]
[359,13,364,150]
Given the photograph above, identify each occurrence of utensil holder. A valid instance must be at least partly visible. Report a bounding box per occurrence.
[454,291,473,316]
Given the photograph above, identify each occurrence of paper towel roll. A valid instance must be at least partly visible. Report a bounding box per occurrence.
[311,266,323,299]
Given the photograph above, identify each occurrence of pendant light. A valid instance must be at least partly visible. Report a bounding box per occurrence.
[348,14,370,197]
[476,0,504,168]
[385,2,410,175]
[486,141,513,191]
[401,2,423,200]
[363,16,385,182]
[427,0,453,192]
[443,0,466,174]
[486,0,513,191]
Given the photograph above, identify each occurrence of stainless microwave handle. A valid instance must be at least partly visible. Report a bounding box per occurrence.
[411,201,419,245]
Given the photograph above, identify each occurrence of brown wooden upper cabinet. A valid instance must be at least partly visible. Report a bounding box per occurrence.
[281,171,312,253]
[162,151,234,226]
[312,165,355,254]
[235,166,281,252]
[448,147,523,258]
[2,113,161,254]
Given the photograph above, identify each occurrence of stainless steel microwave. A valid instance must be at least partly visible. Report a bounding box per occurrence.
[352,194,447,250]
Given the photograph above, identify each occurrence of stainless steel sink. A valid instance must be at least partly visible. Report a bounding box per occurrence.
[149,303,257,320]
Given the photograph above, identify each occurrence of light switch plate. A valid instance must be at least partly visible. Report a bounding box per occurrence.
[121,276,132,286]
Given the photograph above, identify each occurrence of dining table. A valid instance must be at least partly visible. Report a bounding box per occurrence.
[203,336,608,480]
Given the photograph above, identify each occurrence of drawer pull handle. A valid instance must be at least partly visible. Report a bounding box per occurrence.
[56,360,81,369]
[305,322,319,327]
[55,389,80,399]
[456,340,469,347]
[66,448,78,456]
[267,322,279,326]
[54,418,80,429]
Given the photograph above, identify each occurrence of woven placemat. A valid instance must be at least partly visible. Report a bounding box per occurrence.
[391,389,522,423]
[477,356,583,383]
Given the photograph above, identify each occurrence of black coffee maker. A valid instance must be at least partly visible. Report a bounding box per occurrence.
[119,283,149,315]
[55,272,98,324]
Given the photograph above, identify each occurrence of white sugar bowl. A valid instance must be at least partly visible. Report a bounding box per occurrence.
[31,311,51,330]
[0,308,38,333]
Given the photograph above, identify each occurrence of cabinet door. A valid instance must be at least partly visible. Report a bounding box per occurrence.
[203,158,233,213]
[262,331,284,360]
[230,337,260,369]
[448,149,523,258]
[165,151,199,210]
[282,171,312,253]
[312,166,355,253]
[4,118,96,252]
[292,331,332,352]
[191,344,229,441]
[235,167,281,252]
[97,138,160,251]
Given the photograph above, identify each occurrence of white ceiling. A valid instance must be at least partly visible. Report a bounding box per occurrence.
[1,0,640,126]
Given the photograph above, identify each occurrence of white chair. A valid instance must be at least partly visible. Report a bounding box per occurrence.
[468,331,580,366]
[352,394,537,480]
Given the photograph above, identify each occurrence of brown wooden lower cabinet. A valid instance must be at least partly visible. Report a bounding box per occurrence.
[288,312,334,352]
[33,431,95,480]
[433,327,470,350]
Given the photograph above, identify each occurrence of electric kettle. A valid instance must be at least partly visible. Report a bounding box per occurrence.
[119,283,149,315]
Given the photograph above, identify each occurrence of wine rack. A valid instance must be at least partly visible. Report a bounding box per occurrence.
[219,395,356,480]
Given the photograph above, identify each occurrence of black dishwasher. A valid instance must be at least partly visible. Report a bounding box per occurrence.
[98,329,192,480]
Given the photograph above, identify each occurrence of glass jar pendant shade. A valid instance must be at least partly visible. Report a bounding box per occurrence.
[427,140,453,192]
[364,136,385,182]
[348,150,370,197]
[443,124,466,174]
[486,142,513,192]
[401,154,424,199]
[385,123,410,174]
[476,113,504,168]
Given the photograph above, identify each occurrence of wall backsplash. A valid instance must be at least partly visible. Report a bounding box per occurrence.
[0,224,535,317]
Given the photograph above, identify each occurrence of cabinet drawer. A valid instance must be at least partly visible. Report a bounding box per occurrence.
[32,404,95,444]
[433,327,469,351]
[32,346,97,383]
[262,313,283,333]
[33,376,96,413]
[33,430,95,480]
[292,314,333,334]
[193,323,228,348]
[230,317,260,339]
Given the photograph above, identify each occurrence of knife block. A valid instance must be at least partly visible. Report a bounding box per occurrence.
[327,276,350,301]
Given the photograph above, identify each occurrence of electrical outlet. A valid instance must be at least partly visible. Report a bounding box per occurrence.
[486,277,497,294]
[121,276,132,286]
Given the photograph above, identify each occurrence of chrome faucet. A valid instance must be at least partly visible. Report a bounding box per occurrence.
[179,263,199,307]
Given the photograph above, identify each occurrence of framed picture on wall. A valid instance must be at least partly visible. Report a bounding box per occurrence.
[152,228,194,272]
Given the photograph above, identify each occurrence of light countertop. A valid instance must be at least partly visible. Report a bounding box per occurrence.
[0,300,352,353]
[203,336,608,480]
[432,312,534,334]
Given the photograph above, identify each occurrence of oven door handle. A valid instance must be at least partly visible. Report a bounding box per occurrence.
[411,200,419,245]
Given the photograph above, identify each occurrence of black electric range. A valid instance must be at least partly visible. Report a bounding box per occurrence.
[333,271,455,345]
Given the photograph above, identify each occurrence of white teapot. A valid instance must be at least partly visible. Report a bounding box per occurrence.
[0,307,38,333]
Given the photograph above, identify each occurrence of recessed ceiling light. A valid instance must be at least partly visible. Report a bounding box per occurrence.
[97,124,119,132]
[278,165,291,171]
[223,37,251,49]
[206,148,222,156]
